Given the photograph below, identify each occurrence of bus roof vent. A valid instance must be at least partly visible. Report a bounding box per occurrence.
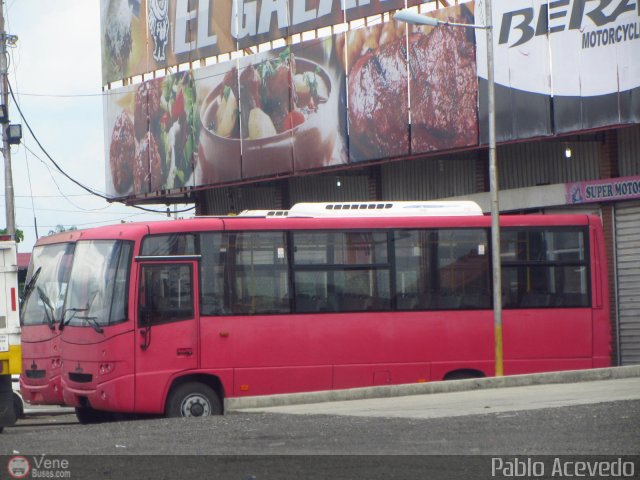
[238,210,290,217]
[288,201,483,217]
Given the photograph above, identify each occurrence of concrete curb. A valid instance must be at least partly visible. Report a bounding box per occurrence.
[226,365,640,411]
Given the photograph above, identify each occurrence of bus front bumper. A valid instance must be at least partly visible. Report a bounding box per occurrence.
[61,374,134,413]
[20,375,65,406]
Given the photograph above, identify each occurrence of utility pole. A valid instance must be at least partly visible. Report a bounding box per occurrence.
[0,0,15,239]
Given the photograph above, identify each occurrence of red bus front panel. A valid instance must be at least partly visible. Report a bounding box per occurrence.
[61,324,136,412]
[20,238,78,405]
[20,326,63,405]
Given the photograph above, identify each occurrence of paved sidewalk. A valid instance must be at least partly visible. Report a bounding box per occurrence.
[227,365,640,411]
[235,376,640,419]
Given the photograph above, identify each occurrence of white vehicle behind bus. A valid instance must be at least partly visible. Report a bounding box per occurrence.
[0,236,22,432]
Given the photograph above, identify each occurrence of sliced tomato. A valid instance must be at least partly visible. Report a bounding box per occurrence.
[172,89,185,120]
[160,111,171,130]
[283,110,305,131]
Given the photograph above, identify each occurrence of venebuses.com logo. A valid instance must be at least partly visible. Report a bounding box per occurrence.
[7,455,71,479]
[7,456,30,479]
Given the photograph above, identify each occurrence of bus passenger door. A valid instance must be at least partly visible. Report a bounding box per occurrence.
[135,260,199,413]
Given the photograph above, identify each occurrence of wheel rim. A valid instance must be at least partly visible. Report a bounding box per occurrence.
[180,393,211,417]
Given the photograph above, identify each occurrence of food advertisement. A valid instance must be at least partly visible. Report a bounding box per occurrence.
[408,3,478,155]
[345,2,478,162]
[104,1,481,199]
[101,0,146,86]
[101,0,418,86]
[195,35,347,184]
[105,32,348,197]
[345,19,411,163]
[104,71,198,196]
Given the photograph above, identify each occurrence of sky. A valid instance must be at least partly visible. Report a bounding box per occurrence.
[1,0,187,253]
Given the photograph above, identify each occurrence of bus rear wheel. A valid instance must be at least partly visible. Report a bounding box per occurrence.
[166,382,222,418]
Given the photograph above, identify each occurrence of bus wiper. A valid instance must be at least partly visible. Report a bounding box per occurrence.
[60,292,103,333]
[76,315,104,334]
[36,286,56,331]
[58,307,88,331]
[21,267,42,304]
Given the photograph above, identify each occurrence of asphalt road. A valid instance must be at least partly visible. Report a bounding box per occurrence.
[1,378,638,479]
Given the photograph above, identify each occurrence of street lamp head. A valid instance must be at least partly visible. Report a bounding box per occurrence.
[393,9,439,27]
[7,124,22,145]
[394,8,489,30]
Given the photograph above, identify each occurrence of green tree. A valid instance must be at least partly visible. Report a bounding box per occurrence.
[48,225,78,236]
[0,228,24,243]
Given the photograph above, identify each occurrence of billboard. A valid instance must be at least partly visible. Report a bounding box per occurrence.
[103,0,640,200]
[104,2,478,198]
[476,0,640,142]
[100,0,422,86]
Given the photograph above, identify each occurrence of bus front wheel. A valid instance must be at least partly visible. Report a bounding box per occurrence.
[75,406,114,424]
[166,382,222,418]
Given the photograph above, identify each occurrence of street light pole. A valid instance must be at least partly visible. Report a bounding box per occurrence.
[483,0,503,377]
[0,0,16,239]
[395,1,503,376]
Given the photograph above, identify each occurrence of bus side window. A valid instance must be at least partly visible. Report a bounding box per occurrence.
[501,229,589,309]
[138,264,194,325]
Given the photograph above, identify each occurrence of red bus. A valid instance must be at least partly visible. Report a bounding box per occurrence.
[58,202,610,422]
[20,231,80,405]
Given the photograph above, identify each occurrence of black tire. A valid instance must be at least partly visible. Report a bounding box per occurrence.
[75,406,114,425]
[444,371,484,381]
[12,393,24,419]
[165,382,222,418]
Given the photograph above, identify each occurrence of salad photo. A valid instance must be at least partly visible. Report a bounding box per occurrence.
[107,71,198,196]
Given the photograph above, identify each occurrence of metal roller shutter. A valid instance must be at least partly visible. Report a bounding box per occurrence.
[615,200,640,365]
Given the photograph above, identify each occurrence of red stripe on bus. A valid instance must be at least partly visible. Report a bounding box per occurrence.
[11,287,16,311]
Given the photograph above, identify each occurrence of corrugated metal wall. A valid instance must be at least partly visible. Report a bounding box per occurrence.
[498,140,600,189]
[618,125,640,176]
[381,154,477,200]
[202,185,281,214]
[615,200,640,365]
[198,129,631,211]
[288,175,369,203]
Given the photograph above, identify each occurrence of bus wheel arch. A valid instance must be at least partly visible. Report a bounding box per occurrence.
[165,374,224,418]
[443,369,485,381]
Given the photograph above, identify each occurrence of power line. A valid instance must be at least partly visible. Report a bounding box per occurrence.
[13,91,103,98]
[11,204,167,215]
[9,80,112,199]
[7,80,196,215]
[0,193,97,198]
[22,143,112,211]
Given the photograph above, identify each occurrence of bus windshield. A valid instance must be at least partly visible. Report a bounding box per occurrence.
[64,240,132,327]
[21,243,75,326]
